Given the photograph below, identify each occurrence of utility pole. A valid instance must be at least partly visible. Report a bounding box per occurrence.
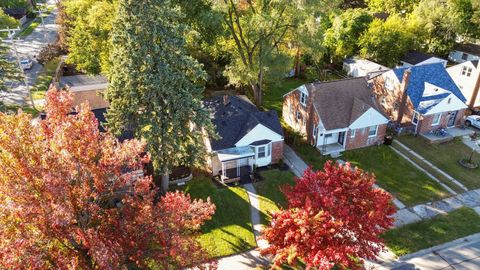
[0,28,37,110]
[35,3,48,43]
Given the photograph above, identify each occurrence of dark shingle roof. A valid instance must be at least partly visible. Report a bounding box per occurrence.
[392,63,466,114]
[400,51,436,65]
[306,77,382,130]
[455,43,480,56]
[60,75,108,88]
[471,60,479,68]
[204,96,283,151]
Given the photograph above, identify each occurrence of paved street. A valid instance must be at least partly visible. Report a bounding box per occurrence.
[1,0,58,106]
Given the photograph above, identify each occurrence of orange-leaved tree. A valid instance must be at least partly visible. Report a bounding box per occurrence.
[0,90,216,269]
[261,162,396,269]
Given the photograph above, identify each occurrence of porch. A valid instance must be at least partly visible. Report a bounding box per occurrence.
[316,129,347,155]
[420,127,475,144]
[317,143,345,155]
[217,146,255,184]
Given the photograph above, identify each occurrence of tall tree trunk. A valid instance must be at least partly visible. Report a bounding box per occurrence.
[161,173,169,194]
[294,48,301,77]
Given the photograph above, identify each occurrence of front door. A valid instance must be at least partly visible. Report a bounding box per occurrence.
[337,131,346,145]
[448,111,458,127]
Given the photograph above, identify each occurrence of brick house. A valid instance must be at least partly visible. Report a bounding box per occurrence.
[204,95,284,181]
[283,77,389,155]
[59,75,109,110]
[371,63,468,135]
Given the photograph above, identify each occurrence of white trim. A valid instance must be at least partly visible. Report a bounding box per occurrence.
[350,129,356,138]
[368,125,378,137]
[431,113,442,126]
[412,111,420,125]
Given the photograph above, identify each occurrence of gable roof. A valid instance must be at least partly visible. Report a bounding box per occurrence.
[392,63,467,114]
[60,75,108,89]
[454,43,480,56]
[204,96,283,151]
[471,60,479,68]
[400,51,437,65]
[304,77,385,130]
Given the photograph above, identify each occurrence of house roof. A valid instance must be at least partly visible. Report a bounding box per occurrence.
[471,60,479,68]
[392,63,467,114]
[204,96,283,151]
[2,8,27,19]
[304,77,384,130]
[60,75,108,89]
[454,43,480,56]
[400,51,438,65]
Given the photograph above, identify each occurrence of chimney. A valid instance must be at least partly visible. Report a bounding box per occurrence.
[223,95,230,106]
[469,70,480,108]
[397,68,411,124]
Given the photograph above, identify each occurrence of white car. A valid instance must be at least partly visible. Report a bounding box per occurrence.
[20,59,33,70]
[465,115,480,129]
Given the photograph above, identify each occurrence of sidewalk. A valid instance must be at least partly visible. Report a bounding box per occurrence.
[283,144,308,177]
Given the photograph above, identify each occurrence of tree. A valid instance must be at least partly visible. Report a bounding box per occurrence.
[213,0,337,106]
[105,0,215,192]
[359,15,415,67]
[0,9,19,29]
[261,162,396,269]
[0,90,216,269]
[324,8,373,63]
[0,38,21,94]
[367,0,420,14]
[449,0,480,40]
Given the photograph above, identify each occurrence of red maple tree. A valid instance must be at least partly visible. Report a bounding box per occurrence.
[261,162,396,269]
[0,90,216,269]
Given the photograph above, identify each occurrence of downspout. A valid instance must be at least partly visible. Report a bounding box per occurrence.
[397,68,412,124]
[469,70,480,108]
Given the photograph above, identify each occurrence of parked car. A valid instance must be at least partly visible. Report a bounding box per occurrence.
[465,115,480,129]
[20,59,33,70]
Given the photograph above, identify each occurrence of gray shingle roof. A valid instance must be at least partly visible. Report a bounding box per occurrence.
[401,51,436,65]
[204,96,283,151]
[455,43,480,56]
[60,75,108,88]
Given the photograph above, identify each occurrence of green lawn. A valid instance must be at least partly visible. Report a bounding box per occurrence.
[2,104,39,117]
[398,136,480,189]
[253,169,296,225]
[181,177,256,258]
[32,57,61,100]
[263,78,309,113]
[293,143,450,206]
[383,207,480,256]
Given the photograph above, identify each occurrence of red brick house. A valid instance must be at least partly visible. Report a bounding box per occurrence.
[204,96,284,182]
[370,63,468,135]
[283,78,389,155]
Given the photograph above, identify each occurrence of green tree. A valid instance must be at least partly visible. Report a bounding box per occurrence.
[408,0,460,55]
[324,9,373,63]
[450,0,480,40]
[367,0,420,14]
[0,41,21,93]
[0,9,19,29]
[359,15,415,66]
[105,0,214,193]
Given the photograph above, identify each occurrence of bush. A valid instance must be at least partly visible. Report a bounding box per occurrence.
[37,43,63,65]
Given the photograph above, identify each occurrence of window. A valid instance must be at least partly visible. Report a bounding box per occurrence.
[462,53,468,60]
[296,111,301,120]
[313,126,318,137]
[432,113,441,126]
[300,92,307,106]
[350,129,356,138]
[258,146,266,158]
[461,66,473,77]
[384,77,394,91]
[324,133,333,138]
[368,125,378,137]
[267,143,271,156]
[412,111,420,125]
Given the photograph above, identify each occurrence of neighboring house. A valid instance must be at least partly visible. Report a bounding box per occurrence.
[400,51,448,68]
[371,63,468,135]
[447,60,480,108]
[203,95,284,181]
[58,75,109,109]
[283,78,389,155]
[449,43,480,63]
[343,58,390,78]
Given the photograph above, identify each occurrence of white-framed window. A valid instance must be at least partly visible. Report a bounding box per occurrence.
[257,146,266,158]
[350,129,356,138]
[368,125,378,137]
[385,77,394,91]
[300,91,307,106]
[432,113,441,126]
[296,111,301,120]
[313,126,318,137]
[267,143,271,156]
[412,111,420,125]
[462,66,473,77]
[324,133,333,138]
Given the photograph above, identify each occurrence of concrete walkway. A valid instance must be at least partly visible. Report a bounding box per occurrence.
[283,145,308,177]
[243,183,268,249]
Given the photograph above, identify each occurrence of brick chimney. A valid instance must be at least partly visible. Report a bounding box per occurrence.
[223,95,230,106]
[469,70,480,108]
[397,68,412,124]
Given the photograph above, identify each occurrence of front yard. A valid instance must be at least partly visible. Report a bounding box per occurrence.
[398,136,480,190]
[383,207,480,256]
[292,143,451,206]
[181,177,256,258]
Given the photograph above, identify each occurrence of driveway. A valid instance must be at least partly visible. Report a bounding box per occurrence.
[1,0,58,106]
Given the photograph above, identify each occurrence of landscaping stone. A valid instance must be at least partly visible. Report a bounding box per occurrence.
[393,209,422,227]
[456,191,480,208]
[430,197,463,212]
[411,204,447,219]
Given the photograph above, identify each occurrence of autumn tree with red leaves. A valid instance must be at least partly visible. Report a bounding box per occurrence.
[261,162,396,269]
[0,90,216,270]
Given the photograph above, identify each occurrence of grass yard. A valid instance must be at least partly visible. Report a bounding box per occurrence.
[253,169,296,225]
[31,57,61,100]
[398,136,480,189]
[2,104,39,117]
[292,142,450,206]
[383,207,480,256]
[263,78,309,113]
[181,177,256,258]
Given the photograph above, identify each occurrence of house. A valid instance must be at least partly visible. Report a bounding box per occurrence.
[449,43,480,63]
[58,75,109,109]
[371,63,468,135]
[343,57,390,78]
[447,60,480,108]
[400,51,448,68]
[203,95,284,182]
[282,78,389,155]
[2,8,28,25]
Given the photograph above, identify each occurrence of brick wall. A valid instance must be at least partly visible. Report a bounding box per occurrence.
[72,89,109,109]
[282,88,319,145]
[416,109,467,134]
[271,140,284,163]
[345,124,387,150]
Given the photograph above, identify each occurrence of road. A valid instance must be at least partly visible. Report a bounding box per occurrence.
[1,0,58,106]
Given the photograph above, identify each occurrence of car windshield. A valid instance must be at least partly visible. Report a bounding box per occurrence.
[20,60,29,64]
